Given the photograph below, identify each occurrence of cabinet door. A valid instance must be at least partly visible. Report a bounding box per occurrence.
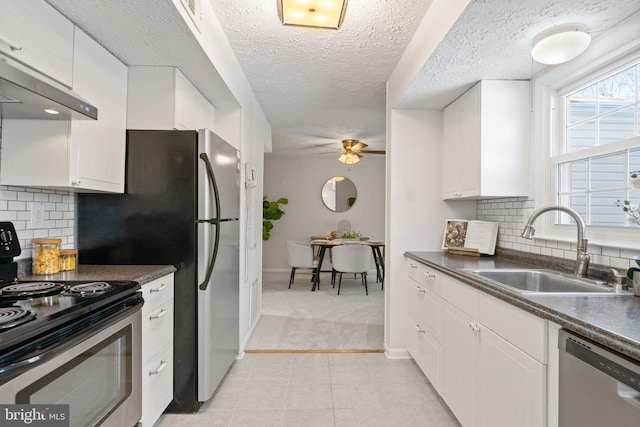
[70,29,127,192]
[174,70,215,130]
[0,0,74,86]
[441,84,480,199]
[440,302,477,427]
[475,327,545,427]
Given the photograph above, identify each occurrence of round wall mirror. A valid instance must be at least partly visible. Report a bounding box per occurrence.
[321,176,357,212]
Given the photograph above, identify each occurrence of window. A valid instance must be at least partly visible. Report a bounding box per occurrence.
[553,61,640,228]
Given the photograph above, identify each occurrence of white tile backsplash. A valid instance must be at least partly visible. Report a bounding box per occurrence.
[477,197,638,270]
[0,185,75,259]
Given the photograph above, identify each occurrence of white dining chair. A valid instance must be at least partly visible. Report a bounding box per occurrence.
[286,240,318,289]
[331,245,371,295]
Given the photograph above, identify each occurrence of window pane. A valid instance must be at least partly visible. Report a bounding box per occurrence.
[558,160,587,192]
[598,107,635,145]
[567,121,596,152]
[591,153,626,190]
[592,191,626,226]
[567,84,596,124]
[598,67,635,114]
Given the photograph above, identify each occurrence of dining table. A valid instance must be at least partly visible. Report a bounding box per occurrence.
[309,239,385,292]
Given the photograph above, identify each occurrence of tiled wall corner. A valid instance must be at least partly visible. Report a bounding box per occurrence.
[477,197,638,270]
[0,185,75,260]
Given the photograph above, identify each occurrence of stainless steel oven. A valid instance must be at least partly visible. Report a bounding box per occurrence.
[0,222,144,426]
[0,289,143,427]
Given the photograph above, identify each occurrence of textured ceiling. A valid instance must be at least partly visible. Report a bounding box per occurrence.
[397,0,640,110]
[45,0,640,156]
[209,0,433,155]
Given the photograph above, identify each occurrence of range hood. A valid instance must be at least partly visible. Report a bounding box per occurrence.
[0,59,97,120]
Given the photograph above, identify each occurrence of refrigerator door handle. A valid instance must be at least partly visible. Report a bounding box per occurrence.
[198,152,221,291]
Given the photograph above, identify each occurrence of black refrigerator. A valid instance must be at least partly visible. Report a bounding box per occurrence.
[78,129,240,413]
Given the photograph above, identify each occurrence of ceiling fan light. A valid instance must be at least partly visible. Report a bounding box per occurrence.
[338,150,360,164]
[278,0,348,29]
[531,26,591,65]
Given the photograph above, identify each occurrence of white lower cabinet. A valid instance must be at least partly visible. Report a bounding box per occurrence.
[405,260,547,427]
[141,274,175,427]
[440,302,476,426]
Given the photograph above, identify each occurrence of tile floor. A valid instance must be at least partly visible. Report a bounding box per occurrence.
[155,352,460,427]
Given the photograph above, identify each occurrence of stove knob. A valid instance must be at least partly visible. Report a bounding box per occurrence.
[0,230,7,243]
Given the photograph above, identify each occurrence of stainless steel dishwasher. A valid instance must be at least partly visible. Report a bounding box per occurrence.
[559,329,640,426]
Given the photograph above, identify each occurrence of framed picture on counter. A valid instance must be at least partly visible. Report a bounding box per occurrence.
[441,219,469,249]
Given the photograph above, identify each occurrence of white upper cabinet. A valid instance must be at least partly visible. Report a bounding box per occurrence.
[0,27,128,193]
[0,0,74,86]
[69,29,128,193]
[127,66,215,131]
[441,80,530,200]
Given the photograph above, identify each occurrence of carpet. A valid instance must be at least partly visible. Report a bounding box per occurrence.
[246,271,384,350]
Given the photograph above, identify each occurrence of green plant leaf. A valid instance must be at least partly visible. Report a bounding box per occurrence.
[262,196,287,240]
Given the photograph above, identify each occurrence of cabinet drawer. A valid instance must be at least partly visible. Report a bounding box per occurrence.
[142,300,173,364]
[407,261,422,282]
[142,274,174,312]
[478,294,546,363]
[407,278,428,317]
[407,261,439,289]
[406,312,441,391]
[142,348,173,427]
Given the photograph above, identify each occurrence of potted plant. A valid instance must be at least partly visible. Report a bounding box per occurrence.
[263,196,288,240]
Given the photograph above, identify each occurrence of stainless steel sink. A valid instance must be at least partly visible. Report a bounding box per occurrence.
[462,269,629,295]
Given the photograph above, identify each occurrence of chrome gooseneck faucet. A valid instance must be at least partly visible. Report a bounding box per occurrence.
[521,205,590,278]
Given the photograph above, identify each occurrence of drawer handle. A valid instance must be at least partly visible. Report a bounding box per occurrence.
[415,286,426,294]
[150,283,169,293]
[415,324,425,334]
[0,36,22,51]
[423,272,436,278]
[149,308,168,320]
[149,360,169,376]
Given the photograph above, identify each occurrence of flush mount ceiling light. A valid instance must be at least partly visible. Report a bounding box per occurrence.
[278,0,348,30]
[531,25,591,65]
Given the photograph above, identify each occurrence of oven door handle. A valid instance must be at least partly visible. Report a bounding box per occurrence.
[0,297,142,384]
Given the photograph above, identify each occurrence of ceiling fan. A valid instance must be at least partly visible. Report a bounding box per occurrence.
[339,139,385,164]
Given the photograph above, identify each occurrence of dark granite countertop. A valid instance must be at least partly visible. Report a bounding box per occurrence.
[20,264,176,286]
[405,251,640,362]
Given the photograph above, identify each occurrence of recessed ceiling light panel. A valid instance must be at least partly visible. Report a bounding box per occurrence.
[278,0,348,29]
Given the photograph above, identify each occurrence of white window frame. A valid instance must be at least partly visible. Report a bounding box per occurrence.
[532,19,640,250]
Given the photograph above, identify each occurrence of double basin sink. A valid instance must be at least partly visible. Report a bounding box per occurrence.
[462,268,630,296]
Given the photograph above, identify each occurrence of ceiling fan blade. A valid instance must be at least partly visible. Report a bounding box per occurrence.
[360,150,385,154]
[352,142,368,152]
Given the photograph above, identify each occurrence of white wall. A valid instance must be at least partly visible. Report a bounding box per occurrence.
[263,155,386,271]
[0,185,75,258]
[385,109,475,357]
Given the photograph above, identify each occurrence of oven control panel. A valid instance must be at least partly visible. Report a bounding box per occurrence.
[0,221,21,260]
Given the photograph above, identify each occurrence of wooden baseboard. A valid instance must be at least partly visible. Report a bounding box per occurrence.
[244,349,385,354]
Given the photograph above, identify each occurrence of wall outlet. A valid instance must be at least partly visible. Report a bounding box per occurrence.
[31,203,45,228]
